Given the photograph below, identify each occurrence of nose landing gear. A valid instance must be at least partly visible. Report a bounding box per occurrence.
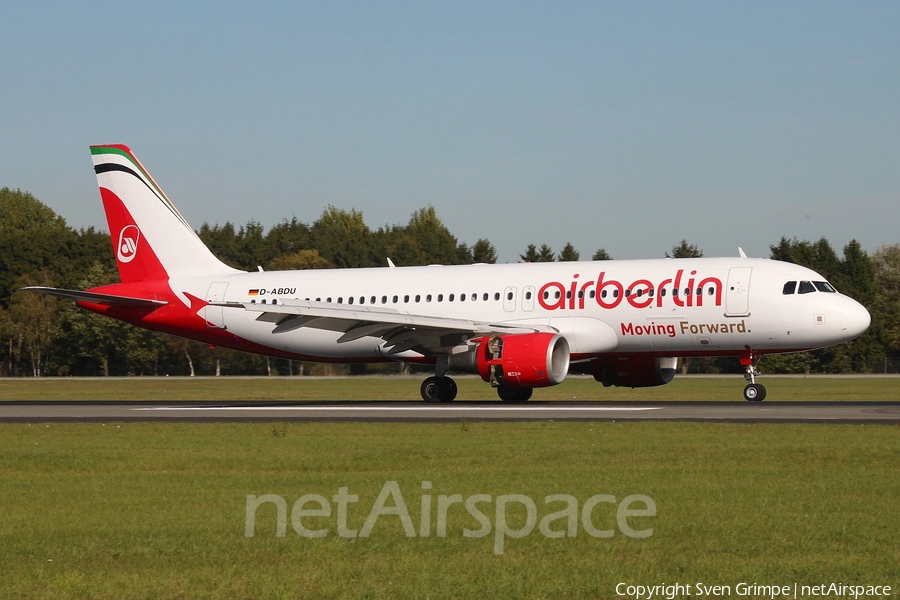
[741,353,766,402]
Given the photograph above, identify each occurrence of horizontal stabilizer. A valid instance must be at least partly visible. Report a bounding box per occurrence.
[24,286,168,308]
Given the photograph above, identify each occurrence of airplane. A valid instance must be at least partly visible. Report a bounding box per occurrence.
[27,144,871,402]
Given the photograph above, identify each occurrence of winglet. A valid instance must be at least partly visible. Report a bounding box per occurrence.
[387,258,396,268]
[738,247,747,259]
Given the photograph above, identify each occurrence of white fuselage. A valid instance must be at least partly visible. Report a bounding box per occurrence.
[170,257,870,363]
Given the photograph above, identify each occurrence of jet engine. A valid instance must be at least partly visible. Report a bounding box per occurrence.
[449,332,570,388]
[590,356,677,388]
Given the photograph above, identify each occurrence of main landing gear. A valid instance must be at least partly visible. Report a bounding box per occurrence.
[419,377,534,402]
[419,356,535,402]
[741,353,766,402]
[421,376,458,402]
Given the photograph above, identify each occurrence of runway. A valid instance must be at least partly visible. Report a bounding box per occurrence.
[1,401,899,423]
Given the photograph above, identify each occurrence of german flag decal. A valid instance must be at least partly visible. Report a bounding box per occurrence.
[248,289,260,296]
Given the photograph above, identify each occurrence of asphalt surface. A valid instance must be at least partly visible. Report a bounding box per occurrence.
[1,401,899,423]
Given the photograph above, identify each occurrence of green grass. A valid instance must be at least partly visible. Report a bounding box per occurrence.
[1,421,898,599]
[1,374,900,401]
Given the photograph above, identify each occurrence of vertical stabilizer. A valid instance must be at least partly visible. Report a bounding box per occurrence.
[91,144,239,283]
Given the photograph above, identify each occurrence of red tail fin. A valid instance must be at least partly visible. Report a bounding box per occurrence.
[100,187,168,283]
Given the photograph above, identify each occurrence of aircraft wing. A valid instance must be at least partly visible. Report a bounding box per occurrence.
[23,287,168,308]
[216,299,556,356]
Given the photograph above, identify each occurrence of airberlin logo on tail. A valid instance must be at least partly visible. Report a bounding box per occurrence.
[538,270,723,311]
[117,225,140,263]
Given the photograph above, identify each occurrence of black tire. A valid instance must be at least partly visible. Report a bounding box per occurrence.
[743,383,766,402]
[421,376,458,402]
[421,377,442,402]
[497,386,532,402]
[440,377,458,402]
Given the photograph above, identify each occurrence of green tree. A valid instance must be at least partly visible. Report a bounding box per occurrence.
[666,240,703,258]
[403,206,468,265]
[268,249,332,271]
[872,244,900,361]
[310,206,377,268]
[266,217,312,256]
[0,188,74,307]
[558,243,580,262]
[54,262,124,376]
[520,244,555,262]
[471,239,498,264]
[592,248,612,261]
[9,272,59,376]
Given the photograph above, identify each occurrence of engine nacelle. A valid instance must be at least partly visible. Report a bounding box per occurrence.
[590,356,677,388]
[448,332,570,388]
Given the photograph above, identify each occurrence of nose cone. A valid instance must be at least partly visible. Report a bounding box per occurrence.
[840,298,871,341]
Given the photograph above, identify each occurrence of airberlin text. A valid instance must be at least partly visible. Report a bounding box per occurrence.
[621,320,749,339]
[538,270,722,311]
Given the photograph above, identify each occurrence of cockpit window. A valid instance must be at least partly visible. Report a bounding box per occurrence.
[782,281,797,295]
[814,281,837,293]
[798,281,816,294]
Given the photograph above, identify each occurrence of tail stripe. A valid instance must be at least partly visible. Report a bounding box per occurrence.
[90,145,195,235]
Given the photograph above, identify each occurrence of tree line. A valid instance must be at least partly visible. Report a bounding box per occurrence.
[1,186,897,377]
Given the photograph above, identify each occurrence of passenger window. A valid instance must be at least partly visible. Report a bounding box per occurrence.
[437,294,443,302]
[814,281,837,293]
[483,293,489,301]
[783,281,797,295]
[460,294,465,302]
[415,295,421,302]
[392,295,398,303]
[404,295,410,303]
[449,294,455,301]
[494,292,501,301]
[525,291,532,300]
[348,297,354,305]
[381,296,387,304]
[798,281,816,294]
[426,294,432,302]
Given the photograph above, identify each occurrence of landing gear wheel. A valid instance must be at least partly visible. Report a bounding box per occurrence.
[439,377,458,402]
[497,386,533,402]
[421,376,457,402]
[743,383,766,402]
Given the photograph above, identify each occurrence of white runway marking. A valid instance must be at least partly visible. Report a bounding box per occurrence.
[133,405,664,412]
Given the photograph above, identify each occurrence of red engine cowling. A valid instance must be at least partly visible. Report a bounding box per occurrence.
[590,356,677,388]
[449,332,570,388]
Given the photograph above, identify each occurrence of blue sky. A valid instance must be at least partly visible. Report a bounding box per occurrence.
[2,1,898,262]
